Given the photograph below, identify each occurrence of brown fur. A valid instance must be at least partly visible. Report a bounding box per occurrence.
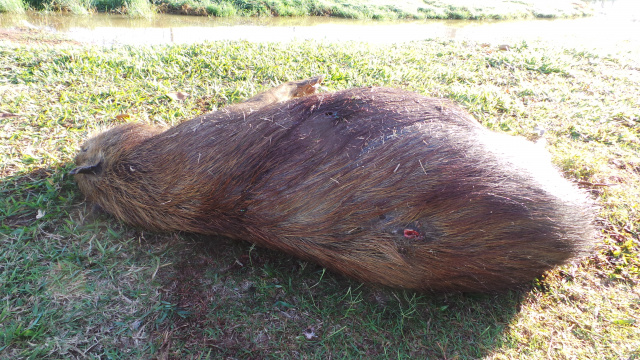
[72,77,595,292]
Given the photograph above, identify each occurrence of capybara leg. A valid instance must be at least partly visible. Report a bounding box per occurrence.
[244,76,324,107]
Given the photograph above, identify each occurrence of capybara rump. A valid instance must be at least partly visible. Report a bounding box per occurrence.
[71,79,595,292]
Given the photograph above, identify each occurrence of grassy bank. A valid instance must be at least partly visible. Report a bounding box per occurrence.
[1,39,639,358]
[0,0,594,19]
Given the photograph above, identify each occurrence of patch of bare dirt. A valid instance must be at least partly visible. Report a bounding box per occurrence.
[0,27,81,46]
[152,238,254,359]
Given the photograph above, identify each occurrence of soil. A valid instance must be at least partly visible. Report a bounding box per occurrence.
[0,27,81,46]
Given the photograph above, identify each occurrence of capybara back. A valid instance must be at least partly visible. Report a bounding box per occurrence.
[72,81,595,292]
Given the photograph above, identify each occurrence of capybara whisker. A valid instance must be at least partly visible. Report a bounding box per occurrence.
[71,77,595,292]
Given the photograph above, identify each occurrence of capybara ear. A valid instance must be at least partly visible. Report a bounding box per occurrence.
[70,161,102,175]
[291,75,324,98]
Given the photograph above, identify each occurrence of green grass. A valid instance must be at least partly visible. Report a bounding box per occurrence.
[150,0,594,19]
[0,0,25,13]
[125,0,155,17]
[51,0,93,14]
[2,0,594,18]
[1,39,639,358]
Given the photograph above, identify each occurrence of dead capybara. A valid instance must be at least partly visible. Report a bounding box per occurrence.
[71,76,595,292]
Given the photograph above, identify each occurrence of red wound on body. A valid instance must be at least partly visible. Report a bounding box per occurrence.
[404,229,420,239]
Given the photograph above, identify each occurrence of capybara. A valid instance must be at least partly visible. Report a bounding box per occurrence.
[71,76,595,292]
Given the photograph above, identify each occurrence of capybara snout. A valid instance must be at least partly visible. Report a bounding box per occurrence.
[72,77,595,292]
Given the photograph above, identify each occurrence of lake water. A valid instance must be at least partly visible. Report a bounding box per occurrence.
[1,0,638,58]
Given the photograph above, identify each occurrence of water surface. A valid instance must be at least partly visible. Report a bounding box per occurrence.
[1,0,638,58]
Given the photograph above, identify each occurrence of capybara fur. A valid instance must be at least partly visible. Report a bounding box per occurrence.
[71,77,595,292]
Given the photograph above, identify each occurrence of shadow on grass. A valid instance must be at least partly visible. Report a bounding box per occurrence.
[153,234,527,359]
[0,168,525,359]
[1,167,77,234]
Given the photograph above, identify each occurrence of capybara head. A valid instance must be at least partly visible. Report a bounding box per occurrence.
[71,123,162,204]
[72,80,596,292]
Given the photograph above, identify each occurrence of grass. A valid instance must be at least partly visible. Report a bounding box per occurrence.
[0,39,639,358]
[0,0,25,13]
[125,0,155,17]
[1,0,594,19]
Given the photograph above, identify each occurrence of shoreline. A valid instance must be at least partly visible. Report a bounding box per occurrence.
[0,0,594,20]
